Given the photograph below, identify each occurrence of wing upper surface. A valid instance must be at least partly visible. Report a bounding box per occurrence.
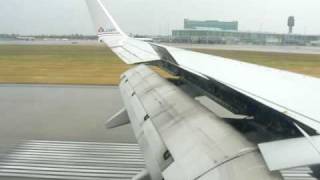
[86,0,320,132]
[162,46,320,132]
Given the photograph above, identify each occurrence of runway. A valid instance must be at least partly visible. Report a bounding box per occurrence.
[0,140,144,180]
[2,40,320,55]
[0,84,138,180]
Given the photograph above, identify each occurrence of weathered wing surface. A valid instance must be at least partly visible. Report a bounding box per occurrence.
[86,0,320,132]
[259,135,320,171]
[119,65,281,180]
[164,45,320,131]
[154,45,320,133]
[85,0,320,179]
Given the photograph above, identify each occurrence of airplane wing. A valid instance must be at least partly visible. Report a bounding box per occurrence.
[85,0,320,179]
[86,0,159,64]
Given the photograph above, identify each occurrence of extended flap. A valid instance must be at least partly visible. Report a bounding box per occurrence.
[259,136,320,171]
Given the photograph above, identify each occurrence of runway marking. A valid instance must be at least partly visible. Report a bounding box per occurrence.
[0,140,145,180]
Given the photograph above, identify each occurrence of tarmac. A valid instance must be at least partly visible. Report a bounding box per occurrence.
[0,84,137,179]
[2,40,320,55]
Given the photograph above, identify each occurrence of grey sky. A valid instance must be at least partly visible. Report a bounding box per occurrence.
[0,0,319,35]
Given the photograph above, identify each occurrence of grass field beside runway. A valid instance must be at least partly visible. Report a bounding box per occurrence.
[0,45,128,85]
[0,44,319,85]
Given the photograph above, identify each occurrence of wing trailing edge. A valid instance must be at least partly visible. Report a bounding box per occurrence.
[85,2,320,178]
[259,135,320,171]
[119,65,280,180]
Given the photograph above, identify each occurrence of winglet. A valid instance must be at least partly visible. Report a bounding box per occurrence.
[85,0,160,64]
[85,0,127,37]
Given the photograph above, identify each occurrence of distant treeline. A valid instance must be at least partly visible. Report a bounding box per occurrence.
[0,34,98,40]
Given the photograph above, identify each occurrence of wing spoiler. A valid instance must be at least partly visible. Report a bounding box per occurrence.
[86,0,320,136]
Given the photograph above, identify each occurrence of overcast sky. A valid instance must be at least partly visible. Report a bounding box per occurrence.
[0,0,319,35]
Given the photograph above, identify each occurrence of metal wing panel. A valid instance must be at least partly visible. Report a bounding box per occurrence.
[112,47,143,64]
[259,136,320,171]
[142,120,174,171]
[164,47,320,132]
[99,36,159,64]
[120,65,280,180]
[123,39,160,61]
[200,152,282,180]
[86,0,320,131]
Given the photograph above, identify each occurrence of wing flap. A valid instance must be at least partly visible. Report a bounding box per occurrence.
[119,65,279,179]
[259,136,320,171]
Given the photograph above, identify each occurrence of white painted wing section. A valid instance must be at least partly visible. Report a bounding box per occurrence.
[259,136,320,171]
[98,35,160,64]
[85,0,320,131]
[85,0,159,64]
[162,46,320,132]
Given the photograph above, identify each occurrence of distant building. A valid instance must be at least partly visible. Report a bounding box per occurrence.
[173,29,320,45]
[184,19,238,31]
[172,19,320,45]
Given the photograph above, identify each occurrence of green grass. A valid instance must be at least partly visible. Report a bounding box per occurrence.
[0,44,319,85]
[0,45,130,85]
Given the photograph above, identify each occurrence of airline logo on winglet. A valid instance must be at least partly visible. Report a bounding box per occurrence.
[98,27,105,33]
[97,26,120,36]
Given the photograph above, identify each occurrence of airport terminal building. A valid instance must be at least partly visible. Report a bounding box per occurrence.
[184,19,238,31]
[172,19,320,45]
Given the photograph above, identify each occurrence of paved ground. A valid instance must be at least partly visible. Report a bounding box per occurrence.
[0,84,136,154]
[0,84,138,180]
[2,40,320,55]
[0,140,144,180]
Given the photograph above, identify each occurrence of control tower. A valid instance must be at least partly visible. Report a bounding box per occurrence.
[288,16,295,34]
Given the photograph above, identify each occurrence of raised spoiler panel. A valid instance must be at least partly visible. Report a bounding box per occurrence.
[168,47,320,133]
[149,44,320,136]
[86,0,320,133]
[119,65,281,180]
